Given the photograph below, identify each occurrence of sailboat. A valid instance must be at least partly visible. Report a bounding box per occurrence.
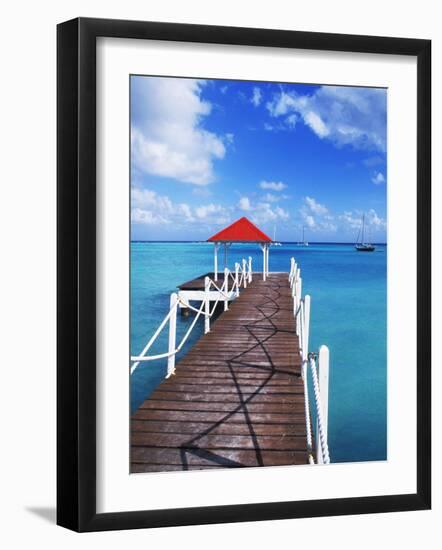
[298,226,309,246]
[355,214,375,252]
[272,225,282,246]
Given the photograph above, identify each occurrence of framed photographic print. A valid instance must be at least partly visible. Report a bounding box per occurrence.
[57,17,431,531]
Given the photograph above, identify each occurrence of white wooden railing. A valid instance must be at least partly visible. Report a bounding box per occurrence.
[131,257,252,378]
[289,257,331,465]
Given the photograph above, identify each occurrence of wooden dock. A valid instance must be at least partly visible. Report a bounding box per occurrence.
[131,272,311,472]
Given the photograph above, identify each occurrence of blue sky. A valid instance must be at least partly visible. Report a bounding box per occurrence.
[131,76,387,242]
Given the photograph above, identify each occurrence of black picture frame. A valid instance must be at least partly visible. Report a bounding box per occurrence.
[57,17,431,532]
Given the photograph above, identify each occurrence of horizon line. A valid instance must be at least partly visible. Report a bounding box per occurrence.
[131,240,388,245]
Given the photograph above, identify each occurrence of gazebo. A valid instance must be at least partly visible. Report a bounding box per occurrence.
[207,217,273,281]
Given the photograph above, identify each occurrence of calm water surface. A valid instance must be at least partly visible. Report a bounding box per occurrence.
[130,242,387,463]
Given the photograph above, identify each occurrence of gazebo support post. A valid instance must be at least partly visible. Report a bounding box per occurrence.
[214,242,219,281]
[261,244,267,281]
[266,244,270,277]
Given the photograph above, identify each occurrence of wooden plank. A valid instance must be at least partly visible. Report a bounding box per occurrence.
[130,464,227,472]
[147,391,304,403]
[132,409,306,424]
[164,376,301,386]
[138,400,306,414]
[148,384,303,394]
[131,420,306,436]
[131,432,308,451]
[157,371,300,381]
[131,447,307,467]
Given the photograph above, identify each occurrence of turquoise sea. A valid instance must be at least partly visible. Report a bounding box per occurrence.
[130,242,387,464]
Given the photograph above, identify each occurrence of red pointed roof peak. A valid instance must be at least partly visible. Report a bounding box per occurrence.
[207,216,272,243]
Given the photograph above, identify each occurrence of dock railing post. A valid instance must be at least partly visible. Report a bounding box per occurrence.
[235,263,240,297]
[266,243,269,277]
[167,293,178,377]
[304,295,311,358]
[296,277,302,335]
[214,242,219,282]
[242,259,247,288]
[224,268,229,311]
[317,345,330,464]
[261,245,266,282]
[204,276,210,333]
[248,256,252,283]
[289,257,294,284]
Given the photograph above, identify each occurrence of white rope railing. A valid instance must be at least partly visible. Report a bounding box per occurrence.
[289,256,331,465]
[309,353,330,464]
[302,360,315,464]
[131,258,252,377]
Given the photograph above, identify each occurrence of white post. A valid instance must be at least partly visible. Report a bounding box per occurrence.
[316,345,330,464]
[266,244,269,276]
[204,276,210,333]
[235,263,240,297]
[304,295,311,360]
[289,257,295,283]
[224,268,229,311]
[299,300,304,359]
[248,256,252,283]
[167,293,178,377]
[295,277,302,334]
[261,245,266,281]
[242,259,247,288]
[214,243,219,281]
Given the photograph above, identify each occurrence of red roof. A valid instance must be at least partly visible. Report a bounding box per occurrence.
[207,217,272,243]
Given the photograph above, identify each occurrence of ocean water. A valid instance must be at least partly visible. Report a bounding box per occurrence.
[130,242,387,464]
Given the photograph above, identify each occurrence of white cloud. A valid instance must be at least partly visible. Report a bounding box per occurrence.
[132,186,230,227]
[305,196,328,215]
[339,209,386,231]
[304,111,330,138]
[300,196,336,232]
[304,215,316,228]
[131,208,170,225]
[224,133,235,145]
[371,171,385,185]
[266,92,298,117]
[251,203,289,224]
[238,197,252,211]
[259,180,287,192]
[262,193,279,203]
[132,188,173,213]
[286,113,298,128]
[267,85,387,152]
[366,208,386,228]
[236,195,289,224]
[339,211,361,230]
[262,192,290,203]
[251,87,262,107]
[131,77,227,185]
[195,203,224,219]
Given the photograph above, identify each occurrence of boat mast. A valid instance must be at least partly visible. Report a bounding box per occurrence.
[361,214,365,244]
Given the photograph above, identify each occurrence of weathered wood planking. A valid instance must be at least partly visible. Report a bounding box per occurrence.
[131,272,309,473]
